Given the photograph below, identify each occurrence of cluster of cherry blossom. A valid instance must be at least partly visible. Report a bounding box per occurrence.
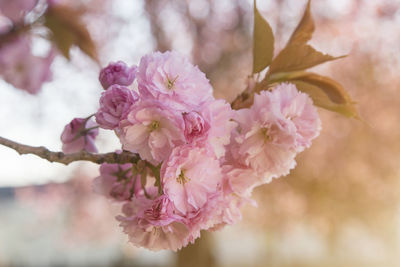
[60,51,321,251]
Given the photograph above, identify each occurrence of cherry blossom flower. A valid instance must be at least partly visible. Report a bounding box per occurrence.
[199,99,236,158]
[93,163,141,201]
[182,111,206,143]
[120,99,185,164]
[222,165,262,198]
[0,0,38,23]
[269,83,321,152]
[99,61,137,90]
[137,51,213,109]
[161,145,222,214]
[60,117,98,154]
[0,36,55,94]
[95,85,139,130]
[230,83,320,179]
[117,193,192,251]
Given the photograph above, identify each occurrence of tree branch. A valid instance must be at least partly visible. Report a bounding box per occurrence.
[0,136,140,165]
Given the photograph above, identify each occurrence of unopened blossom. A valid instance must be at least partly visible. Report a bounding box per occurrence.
[60,117,98,154]
[161,145,222,214]
[117,193,192,251]
[93,163,141,201]
[182,111,206,143]
[99,61,137,89]
[0,0,38,23]
[269,83,321,152]
[0,36,55,94]
[120,99,185,164]
[95,85,139,129]
[137,51,213,109]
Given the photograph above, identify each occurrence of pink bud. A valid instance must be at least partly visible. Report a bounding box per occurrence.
[60,117,98,153]
[182,111,206,143]
[99,61,137,89]
[95,85,138,129]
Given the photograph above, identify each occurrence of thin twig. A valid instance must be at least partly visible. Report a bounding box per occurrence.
[0,136,139,165]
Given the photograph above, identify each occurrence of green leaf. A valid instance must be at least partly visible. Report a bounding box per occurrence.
[252,0,274,73]
[268,44,345,74]
[44,5,98,62]
[288,0,314,45]
[288,74,358,118]
[291,72,352,104]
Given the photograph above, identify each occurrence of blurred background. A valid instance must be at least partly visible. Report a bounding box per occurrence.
[1,0,400,266]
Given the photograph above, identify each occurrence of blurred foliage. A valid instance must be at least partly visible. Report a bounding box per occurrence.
[44,4,99,62]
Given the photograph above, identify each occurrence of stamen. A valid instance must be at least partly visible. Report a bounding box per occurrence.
[176,170,190,184]
[149,120,160,131]
[260,127,271,142]
[166,75,179,90]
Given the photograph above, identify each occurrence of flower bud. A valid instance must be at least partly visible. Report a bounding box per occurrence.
[60,117,98,153]
[95,85,138,129]
[99,61,137,89]
[182,111,206,143]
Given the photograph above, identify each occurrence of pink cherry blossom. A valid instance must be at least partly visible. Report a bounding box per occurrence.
[137,51,213,109]
[93,163,141,201]
[199,99,236,158]
[0,36,55,94]
[0,0,38,23]
[182,111,206,143]
[120,99,185,165]
[222,165,264,198]
[269,83,321,152]
[161,145,222,214]
[186,188,244,234]
[230,93,297,178]
[60,117,98,154]
[117,193,192,251]
[230,83,320,179]
[99,61,137,89]
[208,194,244,230]
[95,85,139,130]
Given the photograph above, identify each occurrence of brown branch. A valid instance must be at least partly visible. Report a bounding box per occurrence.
[0,136,140,165]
